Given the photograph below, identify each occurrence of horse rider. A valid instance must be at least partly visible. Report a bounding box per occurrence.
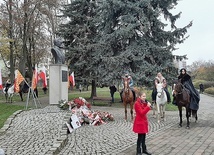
[120,72,136,102]
[176,68,200,110]
[151,72,171,103]
[4,79,11,93]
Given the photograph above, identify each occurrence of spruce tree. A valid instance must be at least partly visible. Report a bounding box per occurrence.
[58,0,192,87]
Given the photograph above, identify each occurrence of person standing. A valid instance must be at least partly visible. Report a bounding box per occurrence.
[109,85,117,103]
[79,84,82,92]
[199,83,204,94]
[133,91,152,155]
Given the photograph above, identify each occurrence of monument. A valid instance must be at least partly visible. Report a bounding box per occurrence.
[49,38,68,104]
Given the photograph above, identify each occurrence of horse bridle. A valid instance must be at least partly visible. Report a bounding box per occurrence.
[174,83,184,95]
[124,80,130,93]
[157,87,164,97]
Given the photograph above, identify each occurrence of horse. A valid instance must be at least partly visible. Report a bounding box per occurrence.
[121,77,135,121]
[172,81,198,129]
[154,83,167,123]
[3,83,31,103]
[3,84,15,103]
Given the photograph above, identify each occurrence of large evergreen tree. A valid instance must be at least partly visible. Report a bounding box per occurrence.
[58,0,192,88]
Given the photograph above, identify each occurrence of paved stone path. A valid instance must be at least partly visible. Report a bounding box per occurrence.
[122,94,214,155]
[0,94,213,155]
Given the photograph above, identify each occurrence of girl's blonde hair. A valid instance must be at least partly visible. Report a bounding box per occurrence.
[137,91,145,97]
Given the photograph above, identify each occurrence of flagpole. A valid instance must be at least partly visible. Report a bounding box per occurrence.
[23,76,42,110]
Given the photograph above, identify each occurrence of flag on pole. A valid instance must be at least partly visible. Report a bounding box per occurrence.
[31,66,38,89]
[14,70,25,93]
[69,72,75,87]
[39,66,47,88]
[0,67,3,90]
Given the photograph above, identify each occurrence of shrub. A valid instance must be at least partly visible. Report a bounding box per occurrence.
[194,80,214,89]
[204,87,214,95]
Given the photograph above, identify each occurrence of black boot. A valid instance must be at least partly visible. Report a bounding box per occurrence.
[136,147,142,155]
[142,145,151,155]
[142,150,151,155]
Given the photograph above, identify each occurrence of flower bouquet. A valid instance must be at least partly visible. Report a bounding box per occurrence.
[58,99,69,110]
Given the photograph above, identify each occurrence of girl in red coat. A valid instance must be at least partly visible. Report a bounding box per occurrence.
[133,91,152,155]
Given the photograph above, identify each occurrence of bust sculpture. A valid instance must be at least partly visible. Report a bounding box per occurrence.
[51,38,65,64]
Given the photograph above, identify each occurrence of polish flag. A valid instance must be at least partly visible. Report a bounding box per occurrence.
[31,66,38,89]
[39,66,47,88]
[14,70,25,92]
[69,72,75,86]
[0,67,3,90]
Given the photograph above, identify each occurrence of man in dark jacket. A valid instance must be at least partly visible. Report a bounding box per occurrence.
[109,85,117,103]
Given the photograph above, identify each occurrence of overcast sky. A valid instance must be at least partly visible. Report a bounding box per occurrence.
[171,0,214,65]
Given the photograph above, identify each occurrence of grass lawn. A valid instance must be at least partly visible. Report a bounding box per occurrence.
[0,103,24,128]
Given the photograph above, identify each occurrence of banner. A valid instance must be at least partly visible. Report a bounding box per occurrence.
[14,70,25,92]
[69,72,75,87]
[0,67,3,90]
[39,66,47,88]
[31,66,38,89]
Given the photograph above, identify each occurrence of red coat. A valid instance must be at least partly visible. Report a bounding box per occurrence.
[133,98,151,134]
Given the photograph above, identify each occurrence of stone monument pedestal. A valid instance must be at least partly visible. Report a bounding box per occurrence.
[49,64,68,105]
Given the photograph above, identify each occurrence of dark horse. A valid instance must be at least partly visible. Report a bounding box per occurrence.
[122,77,135,121]
[173,81,198,128]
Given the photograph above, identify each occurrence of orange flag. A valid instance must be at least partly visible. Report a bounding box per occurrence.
[14,70,25,93]
[31,66,38,89]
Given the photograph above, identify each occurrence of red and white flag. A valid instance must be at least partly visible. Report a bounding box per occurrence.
[0,67,3,90]
[14,70,25,92]
[31,66,38,89]
[69,72,75,87]
[39,66,47,88]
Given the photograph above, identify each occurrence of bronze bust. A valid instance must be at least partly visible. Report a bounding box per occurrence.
[51,38,65,64]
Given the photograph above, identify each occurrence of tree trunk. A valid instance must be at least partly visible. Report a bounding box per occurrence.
[90,79,97,98]
[8,0,15,82]
[19,0,28,77]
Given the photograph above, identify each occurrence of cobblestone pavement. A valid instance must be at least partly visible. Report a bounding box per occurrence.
[0,94,214,155]
[122,94,214,155]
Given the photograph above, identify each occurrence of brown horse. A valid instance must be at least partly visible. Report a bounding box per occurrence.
[173,81,197,128]
[122,77,135,121]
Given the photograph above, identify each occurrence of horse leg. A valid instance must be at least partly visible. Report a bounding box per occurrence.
[124,103,127,121]
[152,102,156,116]
[186,108,190,129]
[162,104,166,121]
[195,111,198,122]
[10,96,13,103]
[5,93,8,103]
[19,92,24,101]
[130,102,134,121]
[192,110,198,122]
[157,103,160,123]
[178,106,182,127]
